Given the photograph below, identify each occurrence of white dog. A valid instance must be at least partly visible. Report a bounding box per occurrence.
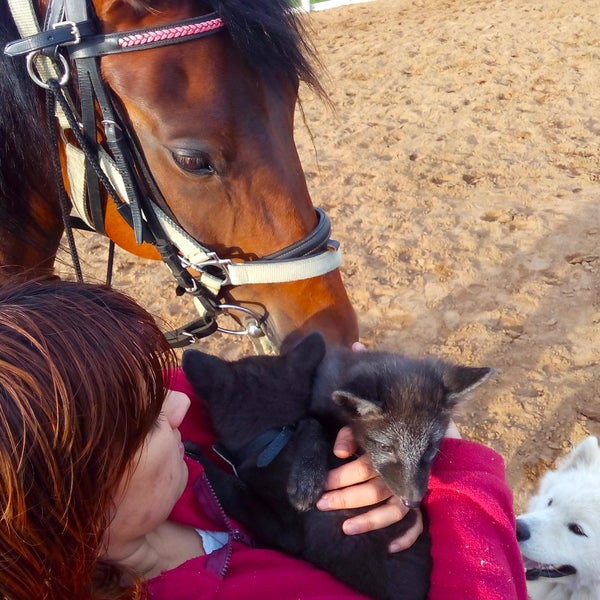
[516,436,600,600]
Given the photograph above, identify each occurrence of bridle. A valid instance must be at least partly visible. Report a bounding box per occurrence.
[4,0,343,352]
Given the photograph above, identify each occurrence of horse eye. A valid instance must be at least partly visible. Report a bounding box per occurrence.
[568,523,587,537]
[171,150,216,175]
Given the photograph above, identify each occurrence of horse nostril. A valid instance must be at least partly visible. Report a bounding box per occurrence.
[516,519,531,542]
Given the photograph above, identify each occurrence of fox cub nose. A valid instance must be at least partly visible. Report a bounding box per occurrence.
[516,519,530,542]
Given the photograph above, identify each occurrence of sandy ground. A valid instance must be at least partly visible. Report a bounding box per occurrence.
[57,0,600,512]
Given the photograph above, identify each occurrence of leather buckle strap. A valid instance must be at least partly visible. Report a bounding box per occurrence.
[4,20,95,57]
[163,316,219,348]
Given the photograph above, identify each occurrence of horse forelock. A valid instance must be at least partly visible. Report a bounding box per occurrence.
[212,0,324,94]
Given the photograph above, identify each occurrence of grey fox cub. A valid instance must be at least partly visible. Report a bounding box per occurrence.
[182,331,491,600]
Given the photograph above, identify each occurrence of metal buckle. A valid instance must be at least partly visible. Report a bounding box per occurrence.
[180,253,233,286]
[52,21,81,46]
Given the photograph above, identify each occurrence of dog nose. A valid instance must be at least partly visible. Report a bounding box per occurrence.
[516,518,530,542]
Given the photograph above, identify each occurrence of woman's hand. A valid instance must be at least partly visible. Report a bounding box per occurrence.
[316,425,424,553]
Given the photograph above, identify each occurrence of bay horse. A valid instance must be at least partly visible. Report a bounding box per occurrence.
[0,0,358,353]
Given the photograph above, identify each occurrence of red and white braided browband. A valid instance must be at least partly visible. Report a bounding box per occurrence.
[118,17,224,49]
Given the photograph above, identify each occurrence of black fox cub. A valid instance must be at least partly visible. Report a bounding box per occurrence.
[182,332,491,600]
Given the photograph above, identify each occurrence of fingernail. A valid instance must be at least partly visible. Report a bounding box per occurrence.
[334,442,350,455]
[388,543,402,553]
[343,522,359,535]
[316,497,329,510]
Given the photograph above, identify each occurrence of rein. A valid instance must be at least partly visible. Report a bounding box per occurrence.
[4,0,343,352]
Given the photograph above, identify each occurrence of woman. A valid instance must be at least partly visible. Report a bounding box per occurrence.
[0,277,527,599]
[0,277,174,599]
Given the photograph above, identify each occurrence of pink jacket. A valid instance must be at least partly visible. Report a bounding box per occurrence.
[147,369,527,600]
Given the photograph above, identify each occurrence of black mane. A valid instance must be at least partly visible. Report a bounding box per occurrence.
[0,2,54,237]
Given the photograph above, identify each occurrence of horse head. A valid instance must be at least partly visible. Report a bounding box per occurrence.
[2,0,358,352]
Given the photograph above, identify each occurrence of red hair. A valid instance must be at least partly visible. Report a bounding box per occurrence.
[0,278,175,599]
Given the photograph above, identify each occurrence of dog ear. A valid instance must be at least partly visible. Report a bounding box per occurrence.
[441,364,493,406]
[559,436,600,472]
[181,349,231,402]
[332,390,382,420]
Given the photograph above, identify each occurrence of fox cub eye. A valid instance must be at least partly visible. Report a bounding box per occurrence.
[568,523,587,537]
[547,499,553,506]
[376,442,394,453]
[422,447,438,464]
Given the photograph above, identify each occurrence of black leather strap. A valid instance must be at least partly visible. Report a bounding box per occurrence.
[164,316,219,348]
[69,13,224,59]
[76,60,106,234]
[4,20,96,57]
[263,208,332,260]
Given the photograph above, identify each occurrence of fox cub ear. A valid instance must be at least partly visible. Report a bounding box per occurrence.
[442,365,493,406]
[285,331,327,375]
[181,349,231,400]
[332,390,382,419]
[559,436,600,472]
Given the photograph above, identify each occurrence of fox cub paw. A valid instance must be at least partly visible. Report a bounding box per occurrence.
[287,465,327,512]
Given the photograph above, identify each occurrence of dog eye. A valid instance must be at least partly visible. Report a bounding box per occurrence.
[568,523,587,537]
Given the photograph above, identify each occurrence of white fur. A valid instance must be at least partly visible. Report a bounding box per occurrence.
[517,436,600,600]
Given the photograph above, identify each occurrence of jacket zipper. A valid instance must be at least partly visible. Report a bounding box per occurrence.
[193,471,254,578]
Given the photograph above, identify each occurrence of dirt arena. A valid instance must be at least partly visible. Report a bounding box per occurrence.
[57,0,600,512]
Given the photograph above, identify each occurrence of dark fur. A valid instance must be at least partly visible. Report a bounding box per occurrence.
[182,332,491,600]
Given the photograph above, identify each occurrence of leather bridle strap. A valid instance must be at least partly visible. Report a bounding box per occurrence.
[5,13,225,58]
[70,14,225,58]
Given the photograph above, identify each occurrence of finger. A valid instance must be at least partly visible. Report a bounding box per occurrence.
[322,453,377,492]
[333,426,358,459]
[318,476,392,511]
[388,509,424,553]
[340,497,412,536]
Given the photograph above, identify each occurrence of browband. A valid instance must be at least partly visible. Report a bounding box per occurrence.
[4,12,225,58]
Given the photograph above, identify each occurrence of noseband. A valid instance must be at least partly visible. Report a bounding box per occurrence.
[5,0,343,351]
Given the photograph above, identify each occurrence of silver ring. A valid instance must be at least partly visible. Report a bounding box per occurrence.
[215,304,266,337]
[26,51,70,89]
